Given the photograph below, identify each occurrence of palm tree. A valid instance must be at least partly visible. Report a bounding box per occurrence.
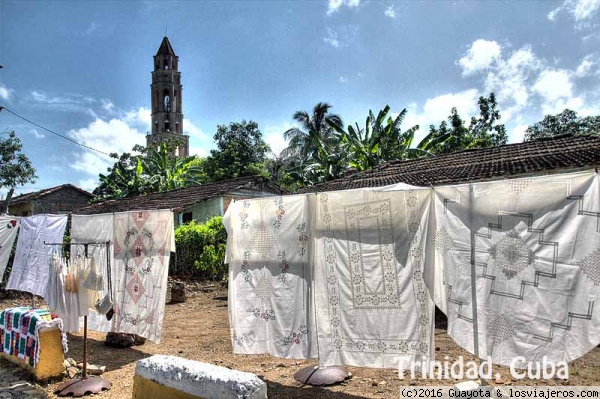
[280,102,346,184]
[327,105,450,172]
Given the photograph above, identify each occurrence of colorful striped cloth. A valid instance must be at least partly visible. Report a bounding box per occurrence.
[0,307,67,367]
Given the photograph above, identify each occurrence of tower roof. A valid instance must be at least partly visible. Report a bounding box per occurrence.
[156,36,176,56]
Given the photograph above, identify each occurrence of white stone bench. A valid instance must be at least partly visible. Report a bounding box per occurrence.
[133,355,267,399]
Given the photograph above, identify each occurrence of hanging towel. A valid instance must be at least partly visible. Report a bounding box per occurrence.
[71,213,115,332]
[6,214,68,297]
[0,216,20,281]
[429,171,600,367]
[315,187,435,368]
[225,195,316,359]
[111,210,174,343]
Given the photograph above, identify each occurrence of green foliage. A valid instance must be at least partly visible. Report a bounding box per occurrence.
[327,105,449,172]
[204,120,271,182]
[428,93,508,154]
[0,131,37,212]
[279,102,346,186]
[174,216,227,280]
[93,139,206,201]
[524,109,600,141]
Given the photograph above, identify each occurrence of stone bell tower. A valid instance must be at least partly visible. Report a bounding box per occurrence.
[147,36,189,157]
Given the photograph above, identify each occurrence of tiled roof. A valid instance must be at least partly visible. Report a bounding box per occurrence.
[156,36,175,56]
[10,184,94,205]
[76,175,281,215]
[298,134,600,193]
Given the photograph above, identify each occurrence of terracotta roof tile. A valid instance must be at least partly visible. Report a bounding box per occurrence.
[76,175,282,215]
[10,184,93,205]
[298,134,600,193]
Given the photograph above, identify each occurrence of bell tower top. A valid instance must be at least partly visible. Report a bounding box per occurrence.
[153,36,178,71]
[148,36,189,158]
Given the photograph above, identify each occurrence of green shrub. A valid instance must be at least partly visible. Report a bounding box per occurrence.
[174,216,228,280]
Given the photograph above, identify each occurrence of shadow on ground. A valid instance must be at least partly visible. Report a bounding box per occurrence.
[65,334,150,370]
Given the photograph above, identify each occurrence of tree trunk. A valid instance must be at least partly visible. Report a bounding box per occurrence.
[1,188,14,214]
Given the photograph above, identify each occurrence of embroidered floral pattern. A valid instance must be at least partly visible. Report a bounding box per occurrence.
[272,197,285,229]
[253,308,275,321]
[297,223,308,257]
[282,325,309,346]
[5,220,17,229]
[240,200,251,230]
[277,251,289,283]
[240,251,252,283]
[233,332,243,347]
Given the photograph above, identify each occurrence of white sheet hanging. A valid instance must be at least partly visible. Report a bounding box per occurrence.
[0,216,20,281]
[429,171,600,367]
[225,195,316,359]
[112,210,174,343]
[7,214,68,297]
[71,214,115,333]
[315,187,435,368]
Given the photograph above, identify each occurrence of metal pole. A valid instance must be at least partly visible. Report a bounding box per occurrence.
[82,316,88,380]
[469,185,485,386]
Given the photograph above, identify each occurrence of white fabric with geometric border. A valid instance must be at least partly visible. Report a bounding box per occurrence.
[428,171,600,367]
[225,194,316,359]
[315,186,435,368]
[112,210,175,343]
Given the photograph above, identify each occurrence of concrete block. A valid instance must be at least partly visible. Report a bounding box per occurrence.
[133,355,267,399]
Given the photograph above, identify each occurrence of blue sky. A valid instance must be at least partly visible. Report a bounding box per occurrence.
[1,0,599,196]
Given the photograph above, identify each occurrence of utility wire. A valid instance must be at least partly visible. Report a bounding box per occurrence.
[0,106,111,156]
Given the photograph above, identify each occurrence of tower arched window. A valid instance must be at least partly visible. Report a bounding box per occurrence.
[163,59,169,69]
[163,89,170,112]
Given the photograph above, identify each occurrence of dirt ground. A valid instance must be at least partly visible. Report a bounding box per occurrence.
[2,283,599,399]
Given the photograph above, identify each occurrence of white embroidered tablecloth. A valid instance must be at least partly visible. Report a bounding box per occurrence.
[430,171,600,367]
[225,195,316,359]
[7,214,68,297]
[112,210,174,343]
[0,216,20,281]
[315,187,434,368]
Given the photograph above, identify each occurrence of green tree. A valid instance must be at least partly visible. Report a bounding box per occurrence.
[524,109,600,141]
[327,106,449,172]
[0,131,37,213]
[204,120,270,181]
[429,93,508,154]
[280,102,346,185]
[93,140,206,201]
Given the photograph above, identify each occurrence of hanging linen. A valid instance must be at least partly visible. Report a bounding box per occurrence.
[71,214,114,333]
[0,216,20,281]
[315,187,434,368]
[225,195,316,359]
[430,171,600,367]
[46,247,82,333]
[6,214,68,297]
[112,210,174,343]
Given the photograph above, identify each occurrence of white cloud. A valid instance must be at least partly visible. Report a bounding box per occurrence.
[78,178,99,192]
[30,129,46,139]
[384,5,396,18]
[323,25,358,48]
[323,27,340,48]
[548,0,600,27]
[124,107,151,132]
[184,119,207,139]
[401,89,481,144]
[339,76,347,83]
[458,39,502,76]
[511,124,529,143]
[30,90,93,112]
[575,55,596,77]
[327,0,360,15]
[69,118,146,178]
[189,147,207,157]
[0,84,13,101]
[101,98,115,113]
[263,121,295,157]
[85,22,99,35]
[533,69,573,103]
